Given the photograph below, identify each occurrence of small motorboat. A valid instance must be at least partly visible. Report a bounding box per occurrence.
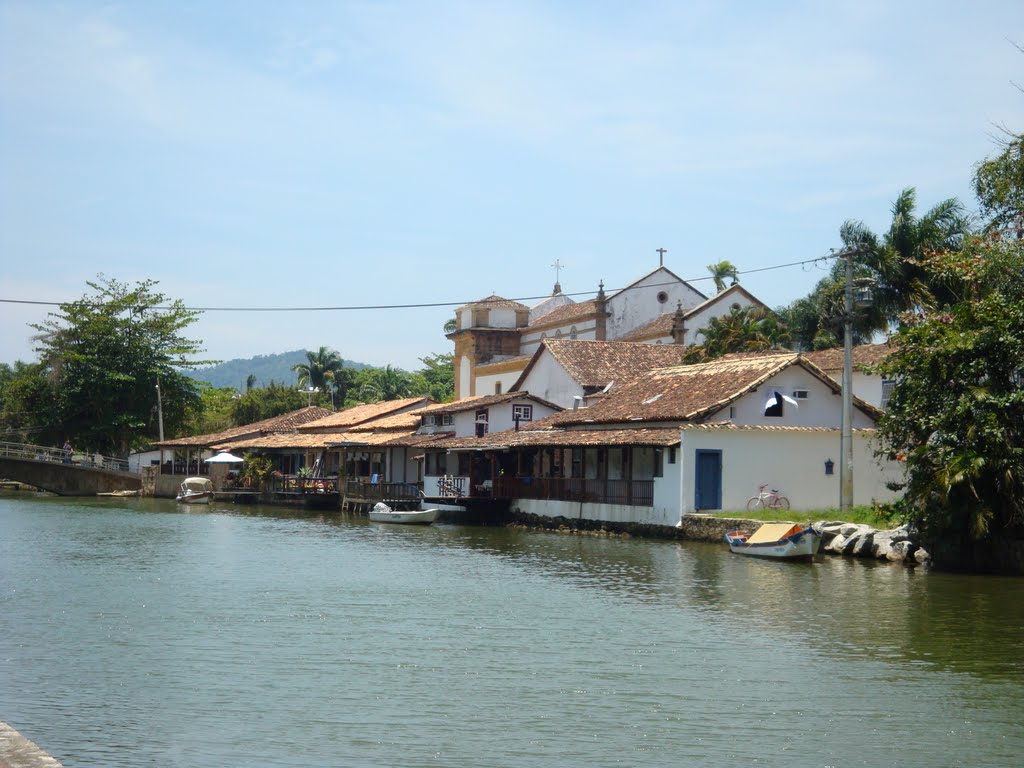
[369,502,439,525]
[725,522,821,560]
[176,477,214,504]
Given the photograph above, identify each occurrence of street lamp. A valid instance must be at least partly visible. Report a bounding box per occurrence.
[300,386,320,407]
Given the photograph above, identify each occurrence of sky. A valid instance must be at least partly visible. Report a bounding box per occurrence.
[2,0,1022,373]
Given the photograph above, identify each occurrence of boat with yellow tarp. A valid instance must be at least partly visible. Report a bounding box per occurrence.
[724,522,821,560]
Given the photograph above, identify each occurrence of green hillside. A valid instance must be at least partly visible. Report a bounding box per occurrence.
[187,350,369,391]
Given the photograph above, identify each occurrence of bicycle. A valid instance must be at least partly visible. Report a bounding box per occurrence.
[747,484,790,512]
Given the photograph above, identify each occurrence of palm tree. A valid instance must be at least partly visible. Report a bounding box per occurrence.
[683,306,790,362]
[706,261,739,293]
[245,373,257,392]
[292,347,345,396]
[358,365,413,402]
[842,187,971,327]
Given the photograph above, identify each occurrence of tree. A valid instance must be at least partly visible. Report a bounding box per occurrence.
[876,233,1024,570]
[974,132,1024,238]
[30,276,208,455]
[356,365,414,402]
[706,261,739,293]
[231,381,309,425]
[0,361,58,445]
[416,352,455,402]
[246,373,257,391]
[681,306,790,363]
[292,346,345,392]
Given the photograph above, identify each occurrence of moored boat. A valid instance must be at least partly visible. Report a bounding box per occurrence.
[176,477,214,504]
[369,502,438,525]
[725,522,821,560]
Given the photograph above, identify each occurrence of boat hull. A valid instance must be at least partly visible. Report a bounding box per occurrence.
[176,492,213,504]
[369,508,439,525]
[725,527,821,560]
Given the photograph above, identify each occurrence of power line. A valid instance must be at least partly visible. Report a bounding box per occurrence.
[0,253,836,313]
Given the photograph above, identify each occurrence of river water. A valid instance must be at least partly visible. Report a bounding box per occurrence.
[1,495,1022,767]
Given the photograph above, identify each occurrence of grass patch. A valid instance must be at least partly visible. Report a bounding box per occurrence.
[709,504,895,528]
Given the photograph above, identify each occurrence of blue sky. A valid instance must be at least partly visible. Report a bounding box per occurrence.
[2,1,1022,373]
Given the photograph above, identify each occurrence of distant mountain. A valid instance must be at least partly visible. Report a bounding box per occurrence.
[186,350,370,391]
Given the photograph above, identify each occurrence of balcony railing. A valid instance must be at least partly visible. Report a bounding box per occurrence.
[493,476,654,507]
[267,475,339,494]
[345,480,423,502]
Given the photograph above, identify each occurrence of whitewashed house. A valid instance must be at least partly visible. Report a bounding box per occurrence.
[421,352,902,525]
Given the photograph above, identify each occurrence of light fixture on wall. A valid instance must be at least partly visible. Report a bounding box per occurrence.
[824,458,835,476]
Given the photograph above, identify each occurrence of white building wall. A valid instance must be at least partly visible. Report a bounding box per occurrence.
[679,428,902,514]
[459,356,472,398]
[519,322,598,357]
[683,295,759,345]
[701,368,875,429]
[606,270,705,341]
[512,496,680,527]
[529,293,575,323]
[474,369,527,397]
[488,308,519,328]
[513,356,585,410]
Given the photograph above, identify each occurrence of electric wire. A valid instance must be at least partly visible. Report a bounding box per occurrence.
[0,253,837,313]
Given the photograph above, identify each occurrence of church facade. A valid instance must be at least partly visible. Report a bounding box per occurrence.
[448,264,768,400]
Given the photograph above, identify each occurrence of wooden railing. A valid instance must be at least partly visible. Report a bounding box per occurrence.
[345,480,423,502]
[0,441,130,473]
[268,475,339,494]
[493,476,654,507]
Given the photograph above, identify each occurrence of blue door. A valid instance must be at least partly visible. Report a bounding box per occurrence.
[694,450,722,510]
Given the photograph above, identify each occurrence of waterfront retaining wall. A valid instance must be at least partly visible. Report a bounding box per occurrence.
[0,721,63,768]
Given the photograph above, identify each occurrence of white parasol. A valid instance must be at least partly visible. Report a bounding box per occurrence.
[206,451,245,464]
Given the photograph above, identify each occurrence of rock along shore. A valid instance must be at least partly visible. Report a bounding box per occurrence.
[508,511,929,565]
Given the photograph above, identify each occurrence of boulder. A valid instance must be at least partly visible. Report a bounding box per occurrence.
[824,534,848,554]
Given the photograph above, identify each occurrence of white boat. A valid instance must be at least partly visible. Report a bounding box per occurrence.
[369,502,439,525]
[176,477,214,504]
[724,522,821,560]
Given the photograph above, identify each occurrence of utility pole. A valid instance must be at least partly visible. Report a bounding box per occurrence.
[155,382,164,442]
[840,245,866,514]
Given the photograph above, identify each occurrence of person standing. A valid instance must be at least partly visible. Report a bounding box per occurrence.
[62,439,73,464]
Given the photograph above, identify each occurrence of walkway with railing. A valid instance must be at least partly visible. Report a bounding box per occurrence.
[494,476,654,507]
[0,441,130,473]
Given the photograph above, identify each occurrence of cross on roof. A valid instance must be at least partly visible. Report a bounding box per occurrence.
[551,259,564,294]
[656,247,667,266]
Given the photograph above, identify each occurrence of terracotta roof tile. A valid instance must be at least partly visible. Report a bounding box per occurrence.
[415,392,562,416]
[300,397,432,430]
[526,299,599,329]
[455,294,530,311]
[618,313,675,341]
[429,427,681,450]
[549,352,802,426]
[514,339,686,391]
[155,406,333,448]
[803,343,894,372]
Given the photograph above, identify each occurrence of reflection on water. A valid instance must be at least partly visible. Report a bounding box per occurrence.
[1,495,1023,768]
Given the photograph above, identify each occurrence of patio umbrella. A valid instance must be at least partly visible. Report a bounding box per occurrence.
[206,451,245,464]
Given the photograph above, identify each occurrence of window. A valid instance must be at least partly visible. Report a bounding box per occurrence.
[881,379,896,409]
[475,409,489,437]
[668,447,677,464]
[570,326,578,340]
[729,406,736,419]
[512,404,533,422]
[555,330,562,339]
[792,389,809,400]
[657,291,669,304]
[441,414,454,426]
[653,446,664,478]
[764,389,784,418]
[422,415,434,427]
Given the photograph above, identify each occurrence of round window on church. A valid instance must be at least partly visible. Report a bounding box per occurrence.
[657,291,669,304]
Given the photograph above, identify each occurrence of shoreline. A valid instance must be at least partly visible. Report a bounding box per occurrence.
[0,721,63,768]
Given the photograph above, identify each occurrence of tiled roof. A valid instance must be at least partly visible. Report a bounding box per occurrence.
[513,339,687,391]
[215,432,338,450]
[618,313,675,341]
[299,397,432,430]
[455,294,530,311]
[154,406,333,448]
[427,427,682,451]
[803,343,894,372]
[381,432,456,448]
[415,391,562,416]
[526,299,599,329]
[347,411,424,431]
[547,352,807,426]
[475,354,532,372]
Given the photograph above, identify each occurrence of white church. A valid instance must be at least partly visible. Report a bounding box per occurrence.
[447,260,769,400]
